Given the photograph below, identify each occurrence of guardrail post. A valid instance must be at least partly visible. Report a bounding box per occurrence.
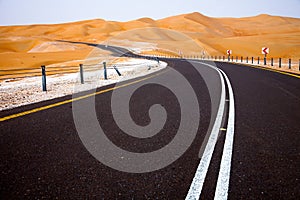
[258,57,260,65]
[289,59,292,69]
[103,62,108,80]
[279,58,281,68]
[241,56,243,63]
[264,56,267,65]
[79,64,84,84]
[113,65,122,76]
[41,65,47,92]
[252,57,254,64]
[246,57,248,63]
[271,58,273,66]
[299,59,300,71]
[236,56,238,62]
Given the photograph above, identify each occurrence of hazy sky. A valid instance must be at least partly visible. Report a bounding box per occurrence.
[0,0,299,25]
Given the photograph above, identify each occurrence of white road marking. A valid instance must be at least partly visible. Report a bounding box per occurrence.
[185,62,226,200]
[214,70,235,200]
[185,62,235,200]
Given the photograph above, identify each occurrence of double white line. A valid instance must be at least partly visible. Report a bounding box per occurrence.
[186,62,235,200]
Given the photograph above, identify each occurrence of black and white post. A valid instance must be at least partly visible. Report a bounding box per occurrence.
[41,65,47,92]
[279,58,282,68]
[80,64,84,84]
[103,62,108,80]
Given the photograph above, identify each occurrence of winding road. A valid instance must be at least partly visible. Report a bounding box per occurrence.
[1,53,299,199]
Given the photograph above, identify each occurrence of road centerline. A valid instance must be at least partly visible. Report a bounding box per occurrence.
[185,62,226,200]
[185,61,236,200]
[214,69,236,200]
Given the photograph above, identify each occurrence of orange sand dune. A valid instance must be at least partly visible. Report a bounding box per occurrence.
[0,12,299,71]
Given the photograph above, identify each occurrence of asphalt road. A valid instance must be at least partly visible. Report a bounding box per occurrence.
[1,58,299,199]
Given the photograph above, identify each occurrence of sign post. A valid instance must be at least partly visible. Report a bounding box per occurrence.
[262,47,269,65]
[227,50,232,61]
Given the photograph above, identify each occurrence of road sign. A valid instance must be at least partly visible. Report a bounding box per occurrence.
[227,50,232,55]
[262,47,269,55]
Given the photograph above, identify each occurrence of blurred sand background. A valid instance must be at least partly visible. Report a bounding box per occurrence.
[1,12,300,74]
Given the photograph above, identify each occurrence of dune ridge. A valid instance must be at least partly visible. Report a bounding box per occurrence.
[0,12,299,70]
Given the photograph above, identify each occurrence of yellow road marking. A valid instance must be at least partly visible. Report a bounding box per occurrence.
[231,62,300,79]
[0,71,166,122]
[220,128,227,131]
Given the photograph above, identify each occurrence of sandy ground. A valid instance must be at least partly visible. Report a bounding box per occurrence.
[0,58,167,111]
[1,12,299,71]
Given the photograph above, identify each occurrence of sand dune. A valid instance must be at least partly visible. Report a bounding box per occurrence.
[0,12,299,71]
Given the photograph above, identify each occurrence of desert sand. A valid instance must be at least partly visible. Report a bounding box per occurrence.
[1,12,300,76]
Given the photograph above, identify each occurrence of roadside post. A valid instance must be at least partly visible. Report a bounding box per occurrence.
[258,57,260,65]
[252,57,254,64]
[271,58,274,66]
[279,58,282,68]
[241,56,243,63]
[246,57,248,63]
[41,65,47,92]
[103,62,108,80]
[264,56,266,65]
[289,59,292,69]
[79,64,84,84]
[113,65,122,76]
